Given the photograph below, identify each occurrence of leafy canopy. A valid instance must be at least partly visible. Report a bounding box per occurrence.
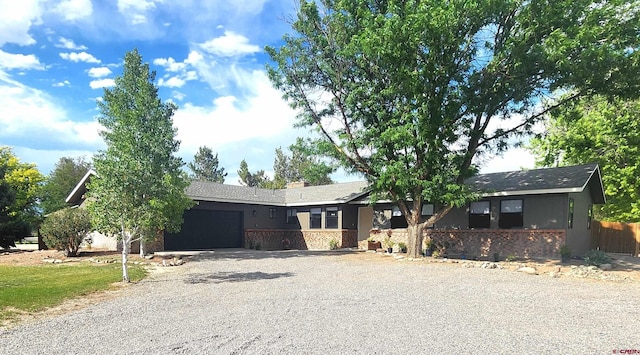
[87,49,193,279]
[266,0,639,256]
[530,96,640,222]
[188,146,227,183]
[0,147,44,247]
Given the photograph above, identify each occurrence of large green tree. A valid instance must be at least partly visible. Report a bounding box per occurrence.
[87,49,194,282]
[0,147,44,248]
[187,146,227,183]
[272,137,335,188]
[266,0,640,257]
[530,96,640,222]
[237,159,271,187]
[40,156,91,215]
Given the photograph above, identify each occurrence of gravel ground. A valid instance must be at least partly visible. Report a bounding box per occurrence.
[2,249,640,354]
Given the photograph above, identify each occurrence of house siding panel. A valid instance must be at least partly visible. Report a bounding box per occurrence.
[567,187,593,256]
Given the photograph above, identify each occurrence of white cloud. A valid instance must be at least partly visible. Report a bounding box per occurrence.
[87,67,112,78]
[158,76,185,88]
[199,31,260,57]
[53,80,70,87]
[89,78,115,89]
[55,37,87,50]
[132,14,147,25]
[60,51,101,63]
[0,0,43,46]
[53,0,93,21]
[117,0,158,12]
[174,70,296,156]
[0,77,103,159]
[153,57,186,72]
[0,50,43,70]
[172,91,185,101]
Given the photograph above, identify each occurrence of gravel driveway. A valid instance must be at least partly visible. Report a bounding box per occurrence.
[2,249,639,354]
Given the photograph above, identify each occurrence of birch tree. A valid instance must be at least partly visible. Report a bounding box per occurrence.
[87,49,193,282]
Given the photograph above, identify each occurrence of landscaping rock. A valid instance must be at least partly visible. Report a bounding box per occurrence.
[599,263,612,271]
[517,267,538,275]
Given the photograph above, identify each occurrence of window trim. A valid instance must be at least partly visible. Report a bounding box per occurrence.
[469,201,491,229]
[325,207,338,229]
[498,199,523,229]
[568,198,574,229]
[310,207,322,229]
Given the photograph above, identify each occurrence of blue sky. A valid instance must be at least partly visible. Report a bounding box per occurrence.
[0,0,535,184]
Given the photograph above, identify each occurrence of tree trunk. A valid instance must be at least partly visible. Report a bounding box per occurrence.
[139,239,145,258]
[121,235,130,283]
[407,222,425,258]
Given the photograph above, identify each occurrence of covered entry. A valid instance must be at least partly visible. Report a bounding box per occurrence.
[164,209,243,250]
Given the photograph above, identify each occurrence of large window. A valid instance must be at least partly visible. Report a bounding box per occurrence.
[469,201,490,229]
[568,198,574,229]
[499,199,523,229]
[390,206,408,229]
[422,203,435,228]
[325,207,338,229]
[286,209,297,224]
[310,208,322,229]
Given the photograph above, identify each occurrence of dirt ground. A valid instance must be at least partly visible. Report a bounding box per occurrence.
[0,249,156,266]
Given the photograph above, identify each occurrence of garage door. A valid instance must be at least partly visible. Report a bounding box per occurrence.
[164,209,243,250]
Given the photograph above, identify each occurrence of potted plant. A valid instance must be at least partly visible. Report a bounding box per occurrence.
[281,238,291,250]
[367,237,381,250]
[559,245,571,263]
[398,242,407,253]
[383,236,394,253]
[424,239,434,256]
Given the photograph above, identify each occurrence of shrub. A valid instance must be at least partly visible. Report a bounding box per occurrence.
[40,207,92,257]
[583,249,612,266]
[329,238,339,250]
[398,242,407,253]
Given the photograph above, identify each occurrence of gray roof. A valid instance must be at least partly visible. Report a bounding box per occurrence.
[187,180,370,206]
[466,163,605,203]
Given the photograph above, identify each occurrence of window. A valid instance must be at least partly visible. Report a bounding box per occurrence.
[421,204,434,216]
[422,203,435,228]
[587,204,593,229]
[469,201,490,229]
[325,207,338,229]
[390,206,408,229]
[310,208,322,229]
[286,209,297,224]
[568,198,574,229]
[269,208,277,219]
[498,199,523,229]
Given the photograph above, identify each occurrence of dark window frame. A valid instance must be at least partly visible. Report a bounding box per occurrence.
[286,209,298,224]
[269,208,277,219]
[390,206,408,229]
[568,198,574,229]
[469,201,491,229]
[310,207,322,229]
[498,199,524,229]
[325,207,338,229]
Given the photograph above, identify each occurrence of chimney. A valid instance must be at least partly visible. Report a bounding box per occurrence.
[286,181,310,189]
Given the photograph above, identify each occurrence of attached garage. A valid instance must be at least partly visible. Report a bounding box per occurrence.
[164,209,243,250]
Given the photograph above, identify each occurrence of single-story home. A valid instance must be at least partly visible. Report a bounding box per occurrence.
[66,163,604,259]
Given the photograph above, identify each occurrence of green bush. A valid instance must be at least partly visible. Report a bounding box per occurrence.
[40,208,92,257]
[329,238,339,250]
[583,249,612,266]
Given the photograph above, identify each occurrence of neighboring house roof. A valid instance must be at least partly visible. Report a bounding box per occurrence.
[188,180,370,207]
[65,169,97,205]
[467,163,605,203]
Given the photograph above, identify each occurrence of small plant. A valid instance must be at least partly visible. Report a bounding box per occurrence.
[329,238,339,250]
[383,236,394,249]
[559,245,571,256]
[431,250,442,258]
[398,242,407,253]
[254,242,261,250]
[281,238,291,249]
[583,249,611,266]
[505,254,518,262]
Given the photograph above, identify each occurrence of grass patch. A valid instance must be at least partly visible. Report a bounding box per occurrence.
[0,263,146,322]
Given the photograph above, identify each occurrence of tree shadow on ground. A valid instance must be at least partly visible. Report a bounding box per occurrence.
[158,248,363,262]
[185,271,295,284]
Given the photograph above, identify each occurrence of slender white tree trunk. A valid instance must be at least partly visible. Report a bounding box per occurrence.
[121,226,130,283]
[139,239,145,258]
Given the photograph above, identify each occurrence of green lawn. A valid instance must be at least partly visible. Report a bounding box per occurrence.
[0,263,146,323]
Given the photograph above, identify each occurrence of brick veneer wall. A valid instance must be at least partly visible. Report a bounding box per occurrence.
[245,229,358,250]
[367,229,567,258]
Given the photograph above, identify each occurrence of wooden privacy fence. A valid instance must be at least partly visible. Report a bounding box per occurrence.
[590,221,640,256]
